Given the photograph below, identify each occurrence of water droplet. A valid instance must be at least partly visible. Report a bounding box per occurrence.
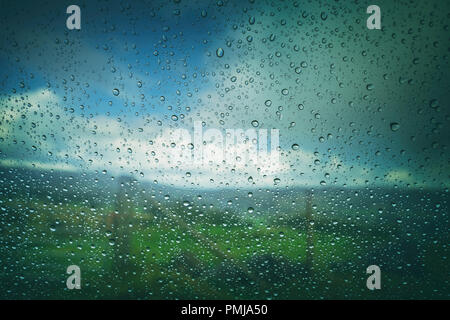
[390,122,400,132]
[216,48,224,58]
[429,99,439,109]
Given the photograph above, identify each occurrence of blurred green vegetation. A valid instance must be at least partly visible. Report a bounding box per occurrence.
[1,181,447,300]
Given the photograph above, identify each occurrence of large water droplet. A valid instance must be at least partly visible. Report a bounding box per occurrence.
[390,122,400,132]
[216,48,224,58]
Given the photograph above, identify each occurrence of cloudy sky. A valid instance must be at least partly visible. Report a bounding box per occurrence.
[0,0,449,189]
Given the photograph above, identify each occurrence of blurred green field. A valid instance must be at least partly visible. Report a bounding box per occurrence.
[1,189,447,299]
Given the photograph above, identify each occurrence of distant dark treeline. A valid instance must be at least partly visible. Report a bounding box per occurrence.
[1,165,447,219]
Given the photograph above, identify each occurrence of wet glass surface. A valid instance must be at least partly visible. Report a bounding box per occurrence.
[0,0,448,299]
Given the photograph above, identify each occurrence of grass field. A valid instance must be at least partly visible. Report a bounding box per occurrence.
[1,183,447,299]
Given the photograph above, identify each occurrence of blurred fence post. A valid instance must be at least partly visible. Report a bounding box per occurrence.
[109,176,135,278]
[305,190,314,273]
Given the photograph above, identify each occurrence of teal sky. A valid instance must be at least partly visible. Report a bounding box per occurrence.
[0,0,449,189]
